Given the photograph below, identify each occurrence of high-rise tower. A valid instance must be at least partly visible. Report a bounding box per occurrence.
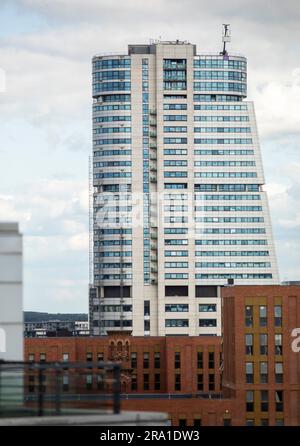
[90,38,279,336]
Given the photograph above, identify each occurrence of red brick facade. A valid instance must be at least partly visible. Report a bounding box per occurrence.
[24,285,300,426]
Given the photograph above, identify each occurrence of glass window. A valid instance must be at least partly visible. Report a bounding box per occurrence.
[274,305,282,327]
[261,390,269,412]
[275,390,284,412]
[208,352,215,369]
[131,374,137,391]
[275,334,283,355]
[260,334,268,355]
[245,306,253,327]
[154,352,160,369]
[209,373,215,391]
[246,390,254,412]
[260,362,268,384]
[143,352,150,369]
[245,334,253,355]
[175,374,181,391]
[174,352,181,369]
[259,306,267,327]
[154,373,160,391]
[199,304,217,312]
[199,319,217,327]
[197,373,203,391]
[131,352,137,368]
[86,374,93,390]
[197,351,203,369]
[275,362,283,383]
[143,374,149,390]
[246,362,254,383]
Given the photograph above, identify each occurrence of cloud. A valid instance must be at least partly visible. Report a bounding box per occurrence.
[0,0,299,312]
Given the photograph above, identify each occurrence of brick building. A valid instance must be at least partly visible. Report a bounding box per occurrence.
[222,285,300,426]
[24,285,300,426]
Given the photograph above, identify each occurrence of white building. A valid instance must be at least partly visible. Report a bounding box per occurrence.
[90,40,279,337]
[0,223,23,360]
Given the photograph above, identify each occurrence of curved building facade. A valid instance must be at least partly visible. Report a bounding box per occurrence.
[90,41,279,336]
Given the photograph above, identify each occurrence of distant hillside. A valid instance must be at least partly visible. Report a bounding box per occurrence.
[24,312,88,323]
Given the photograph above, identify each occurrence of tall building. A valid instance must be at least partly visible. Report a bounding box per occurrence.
[0,222,23,360]
[90,37,279,336]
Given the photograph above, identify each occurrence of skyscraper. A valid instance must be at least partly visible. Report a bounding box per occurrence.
[90,38,279,336]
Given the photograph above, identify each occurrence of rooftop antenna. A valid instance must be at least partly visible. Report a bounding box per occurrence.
[220,24,231,56]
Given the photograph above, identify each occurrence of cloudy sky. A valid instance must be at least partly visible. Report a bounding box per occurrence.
[0,0,299,313]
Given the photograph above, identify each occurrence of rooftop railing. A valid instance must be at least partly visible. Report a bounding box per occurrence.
[0,360,121,418]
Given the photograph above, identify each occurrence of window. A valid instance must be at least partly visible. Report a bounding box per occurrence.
[260,334,268,355]
[275,334,283,355]
[143,374,150,391]
[275,390,284,412]
[274,305,282,327]
[275,362,283,383]
[166,319,189,327]
[260,419,269,426]
[154,352,161,369]
[39,353,46,362]
[86,374,93,390]
[259,306,267,327]
[261,390,269,412]
[165,304,189,312]
[199,304,217,312]
[175,374,181,391]
[143,352,150,369]
[131,352,137,369]
[246,362,254,383]
[154,374,161,391]
[223,419,231,426]
[97,352,104,363]
[28,353,34,362]
[208,352,215,369]
[246,419,254,426]
[197,351,203,369]
[245,334,253,355]
[144,300,150,316]
[174,352,181,369]
[209,374,215,391]
[246,390,254,412]
[131,374,137,391]
[197,374,203,391]
[86,352,93,368]
[275,419,284,426]
[260,362,268,383]
[194,418,202,427]
[144,320,150,331]
[178,418,187,427]
[62,374,69,392]
[63,353,69,362]
[245,306,253,327]
[199,319,217,327]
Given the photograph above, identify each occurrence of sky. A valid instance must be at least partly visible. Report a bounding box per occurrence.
[0,0,299,313]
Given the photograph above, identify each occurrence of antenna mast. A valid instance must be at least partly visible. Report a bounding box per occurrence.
[220,24,231,56]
